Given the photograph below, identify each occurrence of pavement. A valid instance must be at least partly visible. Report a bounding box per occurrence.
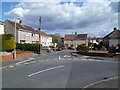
[1,50,119,88]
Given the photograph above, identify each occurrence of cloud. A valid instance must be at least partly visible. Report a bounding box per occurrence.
[4,1,118,37]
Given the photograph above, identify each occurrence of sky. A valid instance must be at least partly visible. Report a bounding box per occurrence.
[1,0,119,37]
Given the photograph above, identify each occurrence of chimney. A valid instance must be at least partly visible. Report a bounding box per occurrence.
[19,20,23,24]
[113,27,117,31]
[75,32,77,34]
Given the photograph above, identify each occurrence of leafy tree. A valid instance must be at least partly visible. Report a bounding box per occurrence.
[76,44,90,51]
[49,34,61,43]
[1,34,16,51]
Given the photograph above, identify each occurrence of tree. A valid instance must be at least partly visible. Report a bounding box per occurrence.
[1,34,16,51]
[49,34,61,43]
[76,44,90,51]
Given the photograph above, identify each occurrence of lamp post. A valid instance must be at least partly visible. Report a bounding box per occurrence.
[14,17,20,59]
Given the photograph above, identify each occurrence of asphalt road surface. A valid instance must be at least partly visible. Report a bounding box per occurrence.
[2,50,119,88]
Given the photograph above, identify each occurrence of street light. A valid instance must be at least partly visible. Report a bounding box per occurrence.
[14,17,21,59]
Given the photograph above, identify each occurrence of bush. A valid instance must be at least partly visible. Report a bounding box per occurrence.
[76,44,90,51]
[16,43,42,52]
[108,46,116,53]
[0,34,16,51]
[49,45,55,48]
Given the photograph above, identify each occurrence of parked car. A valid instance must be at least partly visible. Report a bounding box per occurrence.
[56,47,62,51]
[42,46,52,52]
[61,47,67,50]
[68,47,74,50]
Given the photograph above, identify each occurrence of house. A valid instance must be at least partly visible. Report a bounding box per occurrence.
[0,21,4,34]
[88,37,103,45]
[58,37,64,48]
[40,31,53,47]
[103,27,120,50]
[64,32,88,48]
[4,19,53,47]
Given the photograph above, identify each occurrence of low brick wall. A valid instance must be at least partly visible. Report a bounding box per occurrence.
[0,52,33,61]
[78,51,116,58]
[16,52,33,59]
[0,53,13,61]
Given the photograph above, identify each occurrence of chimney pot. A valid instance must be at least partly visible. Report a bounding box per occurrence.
[113,27,117,31]
[19,20,22,24]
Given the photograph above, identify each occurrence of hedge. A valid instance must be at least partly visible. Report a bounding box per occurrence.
[16,43,42,51]
[76,44,90,51]
[0,34,16,51]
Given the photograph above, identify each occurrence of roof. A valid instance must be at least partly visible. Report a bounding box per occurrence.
[0,21,3,25]
[64,34,87,39]
[6,19,36,33]
[88,37,103,40]
[104,29,120,38]
[6,20,51,37]
[40,31,52,37]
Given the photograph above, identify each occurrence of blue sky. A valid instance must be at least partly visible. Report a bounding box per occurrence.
[1,1,118,37]
[1,2,19,21]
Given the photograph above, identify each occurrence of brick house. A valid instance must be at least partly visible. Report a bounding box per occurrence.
[103,27,120,50]
[64,32,88,48]
[4,19,53,47]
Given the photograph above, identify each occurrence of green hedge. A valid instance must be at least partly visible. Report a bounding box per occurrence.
[0,34,16,51]
[76,44,90,51]
[16,43,42,51]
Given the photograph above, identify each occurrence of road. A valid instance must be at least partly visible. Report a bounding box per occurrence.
[2,50,119,88]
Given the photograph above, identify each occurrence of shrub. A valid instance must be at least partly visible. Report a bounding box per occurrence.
[16,43,42,51]
[49,45,55,48]
[108,46,116,53]
[76,44,90,51]
[1,34,16,51]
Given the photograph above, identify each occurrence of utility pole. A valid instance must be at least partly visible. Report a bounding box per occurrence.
[14,19,17,59]
[39,16,42,54]
[14,17,20,59]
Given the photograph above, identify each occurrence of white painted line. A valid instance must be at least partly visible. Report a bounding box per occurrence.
[15,63,21,66]
[83,76,119,88]
[59,56,61,60]
[45,60,50,61]
[64,55,71,58]
[28,65,64,77]
[8,65,14,68]
[24,62,30,65]
[31,61,37,63]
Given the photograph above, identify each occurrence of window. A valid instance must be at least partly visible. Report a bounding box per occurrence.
[20,40,25,43]
[32,33,35,37]
[26,33,30,36]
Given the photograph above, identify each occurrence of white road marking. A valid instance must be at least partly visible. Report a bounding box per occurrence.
[28,65,64,77]
[15,63,21,66]
[31,61,37,63]
[64,55,71,58]
[8,65,14,68]
[59,56,61,60]
[83,76,119,88]
[24,62,30,65]
[39,60,44,62]
[46,60,50,61]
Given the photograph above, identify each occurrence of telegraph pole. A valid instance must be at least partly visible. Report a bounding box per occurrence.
[39,16,42,54]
